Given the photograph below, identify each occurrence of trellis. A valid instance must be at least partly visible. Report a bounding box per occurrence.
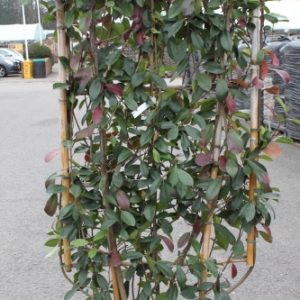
[44,1,283,299]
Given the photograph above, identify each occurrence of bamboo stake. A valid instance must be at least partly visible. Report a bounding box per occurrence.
[89,14,127,300]
[247,6,261,267]
[200,5,232,298]
[55,0,72,272]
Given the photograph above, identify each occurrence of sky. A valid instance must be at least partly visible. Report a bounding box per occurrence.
[266,0,300,29]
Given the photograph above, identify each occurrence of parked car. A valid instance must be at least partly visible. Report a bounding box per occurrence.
[0,48,24,62]
[0,55,21,77]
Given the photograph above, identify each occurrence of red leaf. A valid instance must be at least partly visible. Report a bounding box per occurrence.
[226,95,237,114]
[265,85,280,95]
[132,6,143,23]
[195,152,213,167]
[70,53,81,71]
[263,142,282,159]
[132,22,143,33]
[116,190,130,210]
[110,250,121,267]
[231,79,250,89]
[123,29,132,42]
[193,217,202,235]
[177,232,190,248]
[262,224,272,236]
[105,83,123,97]
[252,76,264,89]
[75,127,94,139]
[98,14,111,25]
[74,67,93,88]
[159,235,174,252]
[44,148,60,163]
[238,18,247,29]
[219,155,227,172]
[231,263,238,279]
[271,68,290,84]
[84,152,91,163]
[270,52,280,67]
[92,107,103,124]
[261,60,268,80]
[137,31,145,45]
[262,173,272,192]
[198,137,208,148]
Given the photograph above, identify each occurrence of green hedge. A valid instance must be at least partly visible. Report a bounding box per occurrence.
[28,43,52,59]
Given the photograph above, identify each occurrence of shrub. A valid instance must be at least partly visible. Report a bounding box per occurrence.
[28,43,52,59]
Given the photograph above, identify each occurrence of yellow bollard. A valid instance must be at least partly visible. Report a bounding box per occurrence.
[22,60,33,79]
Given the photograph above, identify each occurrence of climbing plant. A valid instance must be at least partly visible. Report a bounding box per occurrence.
[44,0,289,299]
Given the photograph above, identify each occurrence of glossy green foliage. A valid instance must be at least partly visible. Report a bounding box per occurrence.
[44,0,280,299]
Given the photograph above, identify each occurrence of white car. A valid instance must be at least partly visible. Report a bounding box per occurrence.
[0,48,24,62]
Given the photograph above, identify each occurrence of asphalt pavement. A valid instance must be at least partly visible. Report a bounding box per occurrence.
[0,69,299,300]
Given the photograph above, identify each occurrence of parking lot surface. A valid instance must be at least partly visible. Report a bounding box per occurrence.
[0,70,299,299]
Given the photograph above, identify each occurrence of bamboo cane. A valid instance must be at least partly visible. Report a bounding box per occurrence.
[247,6,261,267]
[200,107,224,300]
[200,5,232,299]
[55,0,72,272]
[88,14,127,300]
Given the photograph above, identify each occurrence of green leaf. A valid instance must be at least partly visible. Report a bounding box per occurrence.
[64,287,77,300]
[144,204,156,222]
[214,223,236,250]
[226,159,238,178]
[131,72,145,88]
[167,126,179,140]
[220,31,232,51]
[167,20,184,38]
[156,261,173,278]
[44,194,58,217]
[88,248,98,258]
[117,149,133,164]
[169,166,179,186]
[151,73,167,89]
[46,184,66,194]
[64,10,75,28]
[106,49,121,66]
[121,211,136,226]
[136,0,145,6]
[258,230,273,243]
[89,78,101,100]
[216,79,228,101]
[196,73,212,92]
[168,0,184,18]
[176,266,187,288]
[45,238,59,247]
[94,229,108,242]
[71,239,89,248]
[191,31,204,49]
[257,50,265,64]
[125,95,138,111]
[185,125,200,139]
[96,274,109,290]
[70,184,81,198]
[206,178,222,201]
[166,284,178,300]
[153,148,161,163]
[206,259,218,277]
[203,62,224,74]
[177,169,194,186]
[140,128,154,146]
[239,202,256,222]
[275,136,293,144]
[123,251,143,260]
[53,82,68,90]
